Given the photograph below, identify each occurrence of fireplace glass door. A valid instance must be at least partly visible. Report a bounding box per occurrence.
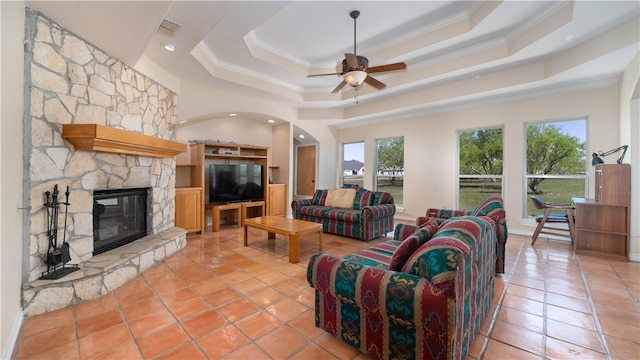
[93,188,148,255]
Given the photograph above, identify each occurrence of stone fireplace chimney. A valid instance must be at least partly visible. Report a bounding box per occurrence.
[21,9,186,315]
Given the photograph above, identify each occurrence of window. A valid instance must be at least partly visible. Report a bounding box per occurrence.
[525,119,587,217]
[375,137,404,206]
[458,128,503,210]
[342,142,364,188]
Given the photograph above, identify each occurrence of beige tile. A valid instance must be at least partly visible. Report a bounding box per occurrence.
[136,323,190,359]
[545,337,606,359]
[546,319,604,353]
[196,325,250,359]
[255,325,309,359]
[490,320,543,355]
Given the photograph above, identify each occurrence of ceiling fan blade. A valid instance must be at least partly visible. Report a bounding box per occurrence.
[307,72,342,77]
[345,53,358,69]
[364,75,386,90]
[367,62,407,73]
[331,80,348,93]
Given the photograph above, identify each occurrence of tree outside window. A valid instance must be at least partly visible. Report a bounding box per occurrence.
[376,137,404,205]
[525,120,587,217]
[458,128,503,210]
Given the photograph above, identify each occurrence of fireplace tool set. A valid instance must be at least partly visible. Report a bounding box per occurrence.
[40,184,79,280]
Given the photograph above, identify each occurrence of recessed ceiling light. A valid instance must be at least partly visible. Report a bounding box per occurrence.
[299,134,305,139]
[164,44,176,52]
[178,120,187,124]
[229,113,237,117]
[267,119,275,123]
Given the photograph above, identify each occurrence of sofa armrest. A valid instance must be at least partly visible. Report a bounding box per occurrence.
[361,203,396,221]
[291,198,312,215]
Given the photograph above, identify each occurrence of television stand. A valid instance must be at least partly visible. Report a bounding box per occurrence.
[205,200,266,232]
[205,203,241,232]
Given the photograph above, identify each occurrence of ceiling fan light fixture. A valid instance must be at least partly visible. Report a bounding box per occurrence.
[344,70,367,87]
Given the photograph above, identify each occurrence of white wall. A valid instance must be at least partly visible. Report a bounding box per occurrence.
[176,116,274,149]
[338,87,623,238]
[1,1,26,357]
[618,52,640,260]
[174,79,340,194]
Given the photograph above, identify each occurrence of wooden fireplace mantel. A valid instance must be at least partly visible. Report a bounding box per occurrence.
[62,124,186,158]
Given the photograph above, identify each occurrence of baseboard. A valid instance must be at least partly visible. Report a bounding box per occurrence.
[2,309,23,360]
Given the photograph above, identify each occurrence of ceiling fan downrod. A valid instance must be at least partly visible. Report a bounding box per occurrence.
[351,10,360,58]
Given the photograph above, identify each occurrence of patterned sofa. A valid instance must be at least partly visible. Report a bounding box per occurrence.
[307,215,498,360]
[417,196,507,273]
[291,187,395,241]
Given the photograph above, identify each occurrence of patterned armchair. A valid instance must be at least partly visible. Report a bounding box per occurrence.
[418,196,507,273]
[291,187,395,241]
[308,216,497,360]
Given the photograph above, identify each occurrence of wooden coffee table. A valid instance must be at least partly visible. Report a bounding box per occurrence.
[243,216,323,263]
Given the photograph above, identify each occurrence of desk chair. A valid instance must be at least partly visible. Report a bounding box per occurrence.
[530,196,575,245]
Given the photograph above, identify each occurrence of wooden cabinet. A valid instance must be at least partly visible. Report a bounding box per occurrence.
[594,164,630,204]
[175,187,202,233]
[573,164,630,260]
[268,184,287,216]
[187,142,270,233]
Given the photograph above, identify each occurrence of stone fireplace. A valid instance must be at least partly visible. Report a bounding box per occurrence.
[21,9,186,316]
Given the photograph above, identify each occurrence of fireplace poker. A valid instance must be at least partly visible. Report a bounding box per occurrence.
[51,184,59,250]
[62,186,69,243]
[60,186,71,263]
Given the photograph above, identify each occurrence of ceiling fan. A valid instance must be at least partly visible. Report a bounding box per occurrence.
[308,10,407,93]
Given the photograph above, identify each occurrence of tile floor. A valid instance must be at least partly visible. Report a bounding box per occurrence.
[13,224,640,359]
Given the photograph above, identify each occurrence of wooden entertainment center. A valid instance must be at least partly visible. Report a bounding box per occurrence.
[175,141,287,233]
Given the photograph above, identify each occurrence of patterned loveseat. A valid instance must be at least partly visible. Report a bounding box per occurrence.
[291,186,395,241]
[307,215,498,360]
[417,196,507,273]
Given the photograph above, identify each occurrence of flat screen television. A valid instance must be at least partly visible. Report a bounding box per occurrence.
[208,164,264,204]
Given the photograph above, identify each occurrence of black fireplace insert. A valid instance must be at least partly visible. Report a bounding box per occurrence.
[93,188,149,255]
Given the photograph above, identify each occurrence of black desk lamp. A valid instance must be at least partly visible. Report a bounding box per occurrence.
[591,145,628,165]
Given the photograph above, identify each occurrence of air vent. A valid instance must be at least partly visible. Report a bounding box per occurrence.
[157,18,181,37]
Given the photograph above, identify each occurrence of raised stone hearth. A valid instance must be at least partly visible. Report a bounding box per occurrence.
[22,228,186,316]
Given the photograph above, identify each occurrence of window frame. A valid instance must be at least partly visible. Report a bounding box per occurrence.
[374,136,404,206]
[341,141,364,188]
[456,126,504,210]
[523,118,588,218]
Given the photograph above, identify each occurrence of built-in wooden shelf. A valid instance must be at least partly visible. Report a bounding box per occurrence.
[62,124,186,158]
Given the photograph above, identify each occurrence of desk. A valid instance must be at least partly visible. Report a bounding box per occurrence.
[573,197,629,261]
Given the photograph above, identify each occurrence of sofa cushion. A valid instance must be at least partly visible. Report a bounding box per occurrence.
[389,219,439,271]
[299,205,329,218]
[420,217,440,235]
[324,208,360,222]
[393,223,418,241]
[352,187,374,210]
[331,188,357,208]
[389,234,421,271]
[402,217,481,280]
[311,189,328,205]
[344,240,399,269]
